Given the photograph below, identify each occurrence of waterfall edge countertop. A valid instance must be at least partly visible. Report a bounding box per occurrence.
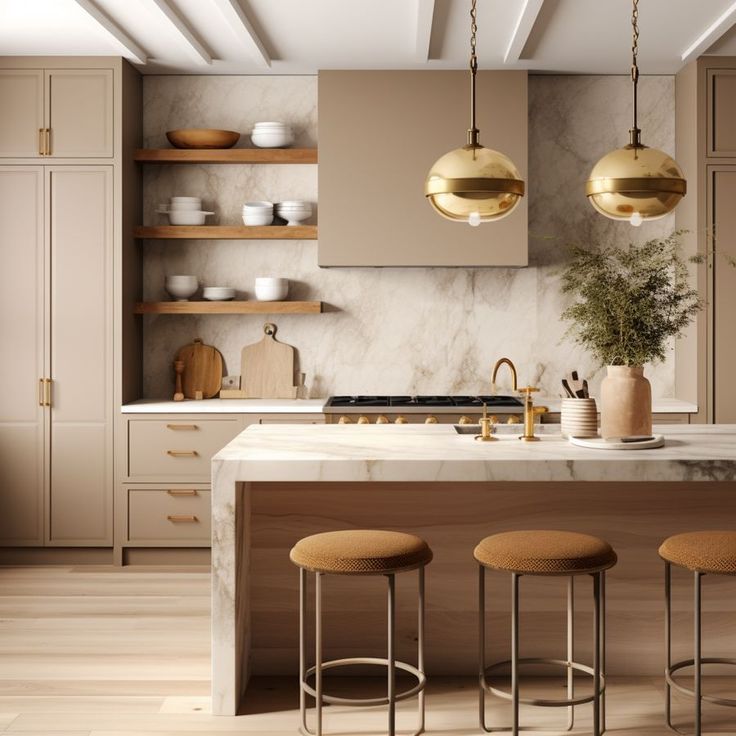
[212,423,735,483]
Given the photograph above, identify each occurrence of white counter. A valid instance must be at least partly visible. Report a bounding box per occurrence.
[121,398,326,414]
[210,423,735,715]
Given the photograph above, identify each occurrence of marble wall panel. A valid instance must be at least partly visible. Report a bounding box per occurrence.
[141,74,678,399]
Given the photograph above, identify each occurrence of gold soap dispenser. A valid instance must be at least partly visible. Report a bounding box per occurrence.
[518,386,541,442]
[475,403,497,442]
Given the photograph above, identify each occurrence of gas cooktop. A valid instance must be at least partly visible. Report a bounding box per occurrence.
[326,395,523,408]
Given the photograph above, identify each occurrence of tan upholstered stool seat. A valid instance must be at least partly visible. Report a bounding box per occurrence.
[290,529,433,575]
[659,531,736,574]
[474,530,617,575]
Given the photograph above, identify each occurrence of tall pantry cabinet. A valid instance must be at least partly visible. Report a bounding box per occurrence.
[0,58,141,551]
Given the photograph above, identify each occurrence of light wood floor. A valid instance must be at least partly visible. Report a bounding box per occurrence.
[0,566,734,735]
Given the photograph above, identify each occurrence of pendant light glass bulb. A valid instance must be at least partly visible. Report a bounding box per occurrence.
[424,0,524,225]
[585,0,686,222]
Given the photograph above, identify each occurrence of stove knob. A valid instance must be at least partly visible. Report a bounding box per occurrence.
[425,415,439,424]
[375,415,390,424]
[395,415,408,424]
[338,415,353,424]
[458,415,474,425]
[357,415,371,424]
[506,415,521,424]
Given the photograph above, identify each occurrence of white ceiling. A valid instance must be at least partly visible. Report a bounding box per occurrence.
[1,0,736,75]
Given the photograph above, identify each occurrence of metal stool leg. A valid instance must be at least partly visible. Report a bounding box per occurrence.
[511,573,520,736]
[299,567,314,736]
[694,571,702,736]
[387,573,396,736]
[417,566,426,735]
[479,564,489,731]
[566,576,575,731]
[665,562,674,732]
[593,572,601,736]
[600,571,607,735]
[315,572,323,736]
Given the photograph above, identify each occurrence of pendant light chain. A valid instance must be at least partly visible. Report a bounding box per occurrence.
[630,0,641,146]
[468,0,479,146]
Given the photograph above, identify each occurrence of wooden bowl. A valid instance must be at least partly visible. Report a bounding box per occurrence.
[166,128,240,149]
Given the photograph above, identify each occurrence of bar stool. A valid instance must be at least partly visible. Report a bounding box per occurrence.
[474,530,618,735]
[659,531,736,735]
[290,529,433,736]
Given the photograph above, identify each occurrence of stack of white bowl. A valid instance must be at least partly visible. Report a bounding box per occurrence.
[157,196,214,225]
[251,122,294,148]
[242,201,274,226]
[560,398,599,439]
[275,200,312,226]
[202,286,235,301]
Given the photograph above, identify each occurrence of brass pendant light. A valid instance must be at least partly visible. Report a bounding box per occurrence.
[425,0,524,226]
[586,0,686,225]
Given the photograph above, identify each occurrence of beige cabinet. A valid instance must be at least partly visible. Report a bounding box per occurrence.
[0,67,113,158]
[0,166,114,547]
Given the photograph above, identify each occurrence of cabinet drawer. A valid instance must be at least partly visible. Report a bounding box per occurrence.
[128,419,240,480]
[128,488,211,542]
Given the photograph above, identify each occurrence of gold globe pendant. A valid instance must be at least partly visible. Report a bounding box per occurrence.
[425,142,525,223]
[586,142,686,223]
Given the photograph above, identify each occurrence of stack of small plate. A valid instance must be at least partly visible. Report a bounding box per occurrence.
[560,398,598,439]
[275,200,312,226]
[157,196,214,225]
[242,201,273,226]
[251,122,294,148]
[202,286,235,301]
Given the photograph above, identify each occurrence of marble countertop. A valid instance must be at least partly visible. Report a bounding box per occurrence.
[121,398,327,414]
[121,397,698,415]
[212,423,736,483]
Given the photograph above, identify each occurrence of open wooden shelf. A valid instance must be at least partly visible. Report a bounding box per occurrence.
[134,148,318,164]
[134,225,317,240]
[134,301,323,315]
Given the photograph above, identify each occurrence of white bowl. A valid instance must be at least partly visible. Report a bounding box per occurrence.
[242,213,274,226]
[254,277,288,301]
[242,201,273,211]
[158,202,202,212]
[168,210,213,225]
[203,286,235,301]
[277,200,310,208]
[277,210,310,226]
[251,130,294,148]
[171,196,202,203]
[165,275,198,301]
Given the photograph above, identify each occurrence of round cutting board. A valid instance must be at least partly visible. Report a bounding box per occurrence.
[176,338,223,399]
[569,435,665,450]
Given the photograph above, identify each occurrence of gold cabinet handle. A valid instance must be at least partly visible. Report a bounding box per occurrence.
[38,378,45,406]
[166,423,199,430]
[38,128,45,155]
[166,489,198,496]
[166,450,198,457]
[166,514,199,523]
[45,128,51,156]
[44,378,52,407]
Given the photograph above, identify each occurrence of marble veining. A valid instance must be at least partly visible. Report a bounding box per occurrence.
[142,75,678,401]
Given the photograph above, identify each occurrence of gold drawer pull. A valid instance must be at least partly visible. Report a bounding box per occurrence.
[166,450,199,457]
[167,514,199,523]
[38,128,45,155]
[166,489,198,496]
[166,423,199,431]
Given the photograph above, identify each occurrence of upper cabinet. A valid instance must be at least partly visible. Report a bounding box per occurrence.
[0,67,113,158]
[318,70,528,267]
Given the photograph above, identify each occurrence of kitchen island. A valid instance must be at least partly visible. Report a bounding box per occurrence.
[211,423,736,715]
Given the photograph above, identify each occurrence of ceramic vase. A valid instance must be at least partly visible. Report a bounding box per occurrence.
[600,365,652,439]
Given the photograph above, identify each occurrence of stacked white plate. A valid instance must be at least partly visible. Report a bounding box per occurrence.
[157,196,214,225]
[242,201,274,226]
[251,122,294,148]
[560,398,598,439]
[275,200,312,226]
[203,286,235,301]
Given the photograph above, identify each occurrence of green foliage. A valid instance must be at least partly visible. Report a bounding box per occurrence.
[560,231,702,367]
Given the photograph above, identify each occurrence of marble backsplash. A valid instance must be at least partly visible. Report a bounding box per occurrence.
[141,74,676,400]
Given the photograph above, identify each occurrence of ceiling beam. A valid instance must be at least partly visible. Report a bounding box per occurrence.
[681,1,736,64]
[415,0,435,62]
[147,0,212,65]
[71,0,147,65]
[212,0,270,68]
[504,0,545,64]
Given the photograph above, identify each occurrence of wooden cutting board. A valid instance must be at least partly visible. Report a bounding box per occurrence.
[241,323,297,399]
[176,338,223,399]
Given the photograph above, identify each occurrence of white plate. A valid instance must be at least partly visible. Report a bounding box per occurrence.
[569,435,665,450]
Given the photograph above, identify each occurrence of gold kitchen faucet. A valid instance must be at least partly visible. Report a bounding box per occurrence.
[491,357,518,394]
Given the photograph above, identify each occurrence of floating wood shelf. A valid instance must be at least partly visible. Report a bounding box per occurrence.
[134,301,323,315]
[134,148,318,164]
[134,225,317,240]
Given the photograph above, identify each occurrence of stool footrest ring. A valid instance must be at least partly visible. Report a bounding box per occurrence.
[301,656,426,707]
[482,657,605,708]
[666,657,736,707]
